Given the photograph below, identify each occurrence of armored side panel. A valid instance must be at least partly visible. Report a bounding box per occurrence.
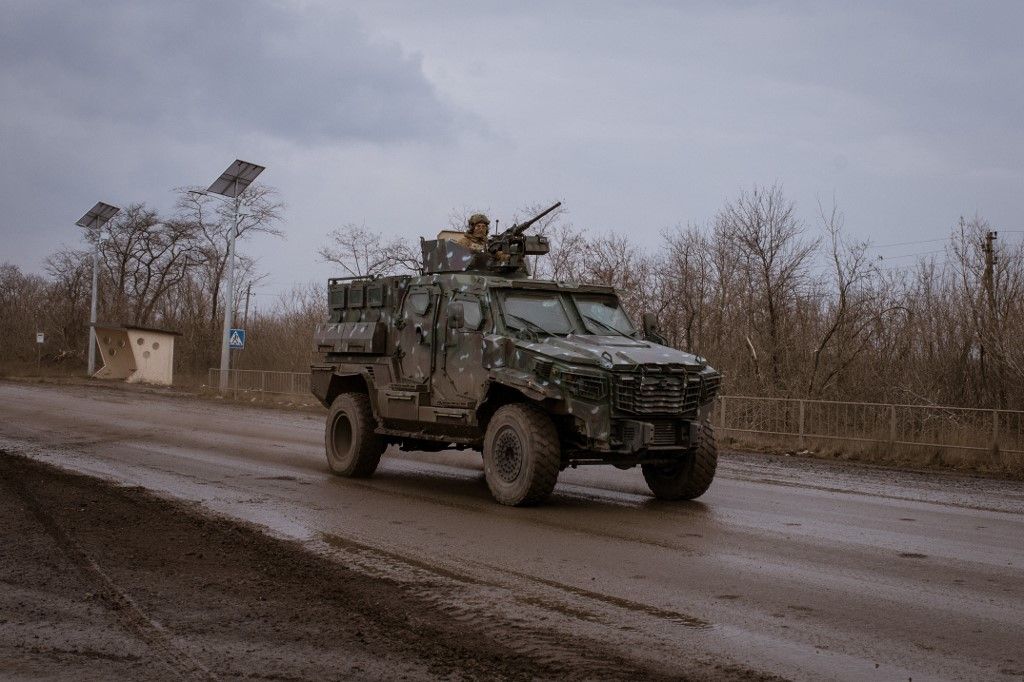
[315,275,409,351]
[315,321,387,354]
[421,239,489,274]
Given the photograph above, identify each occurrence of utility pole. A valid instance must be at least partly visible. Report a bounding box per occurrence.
[982,230,998,313]
[243,281,252,328]
[982,229,1006,408]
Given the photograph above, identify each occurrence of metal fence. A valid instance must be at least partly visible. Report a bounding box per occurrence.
[717,395,1024,457]
[207,368,311,397]
[208,368,1023,457]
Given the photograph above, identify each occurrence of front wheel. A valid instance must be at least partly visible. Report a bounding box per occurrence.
[642,422,717,500]
[325,392,385,477]
[483,404,561,506]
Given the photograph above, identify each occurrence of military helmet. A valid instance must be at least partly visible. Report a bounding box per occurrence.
[468,213,490,228]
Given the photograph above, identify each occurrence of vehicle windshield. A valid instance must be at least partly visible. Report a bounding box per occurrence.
[573,295,636,336]
[500,293,573,336]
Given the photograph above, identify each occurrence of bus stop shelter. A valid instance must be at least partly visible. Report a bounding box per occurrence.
[92,324,180,386]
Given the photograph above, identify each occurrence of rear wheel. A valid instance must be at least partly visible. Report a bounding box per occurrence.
[642,422,717,500]
[325,392,385,477]
[483,404,560,506]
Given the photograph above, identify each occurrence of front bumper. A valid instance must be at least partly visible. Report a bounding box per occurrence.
[612,418,703,452]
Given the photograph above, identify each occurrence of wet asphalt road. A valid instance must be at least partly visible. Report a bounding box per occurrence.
[1,380,1022,681]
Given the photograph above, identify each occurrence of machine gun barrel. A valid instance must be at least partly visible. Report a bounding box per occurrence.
[509,201,562,237]
[488,202,562,256]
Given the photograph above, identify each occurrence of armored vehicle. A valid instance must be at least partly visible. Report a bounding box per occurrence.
[311,204,722,506]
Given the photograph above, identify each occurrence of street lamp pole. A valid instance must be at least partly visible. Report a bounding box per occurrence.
[89,243,100,375]
[218,187,240,391]
[199,160,265,392]
[75,202,120,377]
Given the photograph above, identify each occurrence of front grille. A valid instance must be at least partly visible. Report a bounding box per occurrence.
[615,370,697,416]
[701,373,721,404]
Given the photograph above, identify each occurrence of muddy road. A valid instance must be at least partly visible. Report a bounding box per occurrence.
[1,381,1022,680]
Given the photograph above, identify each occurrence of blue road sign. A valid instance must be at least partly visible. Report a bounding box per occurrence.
[228,328,246,350]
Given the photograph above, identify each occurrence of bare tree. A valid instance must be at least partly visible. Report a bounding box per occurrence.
[0,264,50,363]
[805,199,901,397]
[41,250,93,357]
[173,184,284,329]
[319,224,420,277]
[717,184,818,390]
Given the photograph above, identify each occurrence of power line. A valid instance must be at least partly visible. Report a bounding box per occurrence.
[876,248,946,261]
[868,237,948,249]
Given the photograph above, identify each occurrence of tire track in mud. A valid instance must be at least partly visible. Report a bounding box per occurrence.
[1,462,217,681]
[314,530,752,681]
[320,530,710,627]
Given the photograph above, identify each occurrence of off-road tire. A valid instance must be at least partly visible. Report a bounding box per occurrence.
[325,392,385,477]
[642,422,717,500]
[483,403,561,506]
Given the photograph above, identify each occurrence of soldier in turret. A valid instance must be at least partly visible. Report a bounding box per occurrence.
[447,213,490,252]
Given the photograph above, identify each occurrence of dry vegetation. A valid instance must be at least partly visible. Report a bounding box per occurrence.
[3,183,1022,414]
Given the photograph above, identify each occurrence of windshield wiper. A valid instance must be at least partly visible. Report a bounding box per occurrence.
[504,313,554,337]
[581,313,630,337]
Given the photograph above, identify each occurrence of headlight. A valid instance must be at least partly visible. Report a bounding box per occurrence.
[553,367,608,401]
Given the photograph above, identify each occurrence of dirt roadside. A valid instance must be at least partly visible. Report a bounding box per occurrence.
[0,452,767,681]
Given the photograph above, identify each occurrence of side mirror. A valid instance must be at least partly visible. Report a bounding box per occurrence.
[642,312,667,345]
[642,312,659,336]
[447,301,465,330]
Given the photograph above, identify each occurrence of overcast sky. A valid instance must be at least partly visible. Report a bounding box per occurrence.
[2,1,1022,302]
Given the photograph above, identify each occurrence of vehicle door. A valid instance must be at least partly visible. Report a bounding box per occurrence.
[438,293,489,402]
[397,285,439,384]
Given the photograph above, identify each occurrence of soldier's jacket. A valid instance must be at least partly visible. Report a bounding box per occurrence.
[437,229,486,252]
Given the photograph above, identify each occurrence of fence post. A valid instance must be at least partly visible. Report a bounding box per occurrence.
[889,404,897,445]
[798,399,805,448]
[992,410,1000,454]
[718,396,726,430]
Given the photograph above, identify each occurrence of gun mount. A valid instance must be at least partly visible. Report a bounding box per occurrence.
[420,201,561,277]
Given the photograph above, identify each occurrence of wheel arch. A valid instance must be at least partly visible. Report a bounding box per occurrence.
[477,382,560,433]
[311,367,373,410]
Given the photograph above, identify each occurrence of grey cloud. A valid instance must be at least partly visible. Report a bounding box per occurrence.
[0,0,460,145]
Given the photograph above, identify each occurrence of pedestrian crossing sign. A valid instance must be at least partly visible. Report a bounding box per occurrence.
[229,328,246,349]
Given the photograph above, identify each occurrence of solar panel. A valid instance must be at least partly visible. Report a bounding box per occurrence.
[207,159,266,198]
[75,202,121,229]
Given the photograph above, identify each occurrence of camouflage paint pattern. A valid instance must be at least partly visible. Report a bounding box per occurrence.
[311,238,721,466]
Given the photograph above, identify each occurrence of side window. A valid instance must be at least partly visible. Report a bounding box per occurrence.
[407,291,430,316]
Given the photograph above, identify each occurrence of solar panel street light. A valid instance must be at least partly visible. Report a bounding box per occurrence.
[76,202,121,377]
[76,202,121,230]
[208,159,265,198]
[205,160,265,390]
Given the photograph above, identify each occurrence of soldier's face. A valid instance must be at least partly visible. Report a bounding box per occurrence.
[471,223,488,239]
